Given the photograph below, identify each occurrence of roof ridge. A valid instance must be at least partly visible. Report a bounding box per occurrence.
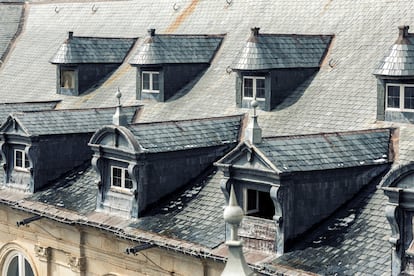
[130,114,245,127]
[11,104,140,114]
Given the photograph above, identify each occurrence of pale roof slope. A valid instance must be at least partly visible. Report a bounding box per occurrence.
[0,3,23,62]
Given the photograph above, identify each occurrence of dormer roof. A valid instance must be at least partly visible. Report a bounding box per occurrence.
[217,128,393,174]
[231,28,333,71]
[129,29,224,65]
[374,26,414,77]
[90,114,244,154]
[0,105,139,136]
[50,32,136,64]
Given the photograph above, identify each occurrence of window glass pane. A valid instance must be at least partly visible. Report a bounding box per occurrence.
[405,86,414,109]
[61,70,75,89]
[256,78,265,99]
[6,256,18,276]
[247,189,258,212]
[124,170,133,189]
[244,78,253,98]
[142,72,150,90]
[112,167,122,187]
[15,150,23,168]
[24,154,30,168]
[152,73,159,91]
[24,259,35,276]
[387,86,400,108]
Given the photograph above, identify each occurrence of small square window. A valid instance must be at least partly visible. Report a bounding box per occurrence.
[387,85,400,108]
[244,189,259,214]
[111,166,133,189]
[14,149,29,170]
[386,84,414,111]
[243,76,265,100]
[142,71,160,93]
[405,87,414,109]
[60,70,75,89]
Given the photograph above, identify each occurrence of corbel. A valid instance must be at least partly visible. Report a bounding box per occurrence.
[220,176,231,204]
[385,203,400,250]
[270,185,285,256]
[66,253,86,272]
[34,244,50,262]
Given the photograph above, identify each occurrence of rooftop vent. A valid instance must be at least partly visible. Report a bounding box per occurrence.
[396,25,410,44]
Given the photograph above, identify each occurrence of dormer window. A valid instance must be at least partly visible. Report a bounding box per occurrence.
[14,149,29,170]
[130,29,224,102]
[142,71,160,93]
[111,166,133,189]
[50,32,136,96]
[243,76,265,100]
[386,83,414,111]
[232,28,332,111]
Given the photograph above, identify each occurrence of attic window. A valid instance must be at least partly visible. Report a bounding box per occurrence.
[111,166,133,189]
[14,149,29,170]
[142,71,160,93]
[60,69,75,89]
[386,83,414,111]
[243,76,265,100]
[243,188,274,220]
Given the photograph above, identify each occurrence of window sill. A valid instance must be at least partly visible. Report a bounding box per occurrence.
[13,167,30,173]
[142,90,160,94]
[110,186,134,195]
[386,108,414,112]
[243,97,265,101]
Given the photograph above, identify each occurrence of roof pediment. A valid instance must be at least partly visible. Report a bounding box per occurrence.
[89,125,142,153]
[0,114,30,136]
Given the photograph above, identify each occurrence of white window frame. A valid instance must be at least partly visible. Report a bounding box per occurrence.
[386,83,414,112]
[14,149,29,171]
[142,71,160,93]
[242,76,266,101]
[243,188,259,214]
[2,251,35,276]
[110,166,133,190]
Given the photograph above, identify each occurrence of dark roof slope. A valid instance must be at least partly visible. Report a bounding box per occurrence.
[50,33,136,64]
[1,105,139,136]
[232,29,333,70]
[256,128,392,173]
[0,101,58,124]
[130,30,224,65]
[131,169,225,248]
[0,3,23,61]
[128,115,243,153]
[266,180,390,276]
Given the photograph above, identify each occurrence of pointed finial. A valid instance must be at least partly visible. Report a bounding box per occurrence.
[224,185,244,227]
[116,87,122,106]
[244,100,262,144]
[113,88,127,126]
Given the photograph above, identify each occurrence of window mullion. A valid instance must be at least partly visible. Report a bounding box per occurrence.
[149,73,153,91]
[253,78,257,99]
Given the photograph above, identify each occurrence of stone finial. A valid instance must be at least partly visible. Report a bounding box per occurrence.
[112,88,127,126]
[221,185,255,276]
[244,100,262,144]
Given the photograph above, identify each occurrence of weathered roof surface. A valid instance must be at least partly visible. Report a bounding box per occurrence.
[256,128,393,173]
[131,169,225,248]
[266,180,390,276]
[129,32,223,65]
[232,30,332,70]
[374,26,414,77]
[50,34,136,64]
[0,3,23,61]
[0,101,58,124]
[1,105,139,136]
[128,115,243,153]
[28,162,97,215]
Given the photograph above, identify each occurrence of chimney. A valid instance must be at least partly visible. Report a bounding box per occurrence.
[148,28,156,37]
[396,25,410,44]
[68,31,74,40]
[248,27,260,43]
[244,100,262,144]
[112,88,127,127]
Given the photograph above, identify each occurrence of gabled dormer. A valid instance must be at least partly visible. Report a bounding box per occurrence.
[50,32,136,96]
[129,29,224,102]
[215,112,394,255]
[0,105,139,193]
[374,26,414,123]
[89,115,243,218]
[231,28,333,111]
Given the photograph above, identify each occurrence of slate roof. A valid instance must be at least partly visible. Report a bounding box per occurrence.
[128,115,243,153]
[131,169,225,248]
[374,26,414,77]
[256,128,393,173]
[265,179,391,276]
[232,29,333,70]
[1,105,139,136]
[50,33,136,64]
[28,161,97,215]
[0,101,58,124]
[129,31,224,65]
[0,3,23,61]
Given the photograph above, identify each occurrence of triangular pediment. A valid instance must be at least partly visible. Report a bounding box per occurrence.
[216,141,280,174]
[0,117,30,136]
